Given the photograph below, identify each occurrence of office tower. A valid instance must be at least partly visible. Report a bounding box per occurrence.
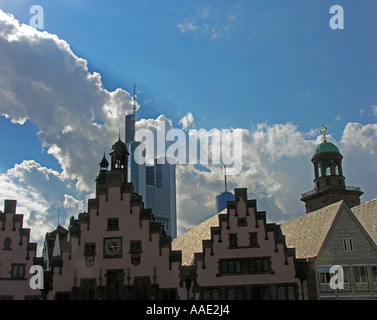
[215,166,235,213]
[125,88,177,238]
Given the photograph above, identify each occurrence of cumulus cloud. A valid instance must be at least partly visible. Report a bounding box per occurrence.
[0,10,136,193]
[178,112,195,131]
[0,160,80,251]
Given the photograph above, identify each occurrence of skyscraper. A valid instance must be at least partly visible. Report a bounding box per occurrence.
[125,90,177,238]
[215,166,234,213]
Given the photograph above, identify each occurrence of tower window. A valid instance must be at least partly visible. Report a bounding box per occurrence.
[324,162,331,176]
[334,162,340,175]
[315,163,321,178]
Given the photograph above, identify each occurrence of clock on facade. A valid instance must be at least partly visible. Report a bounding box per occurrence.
[104,238,122,258]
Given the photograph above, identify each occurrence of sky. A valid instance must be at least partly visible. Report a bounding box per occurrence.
[0,0,377,251]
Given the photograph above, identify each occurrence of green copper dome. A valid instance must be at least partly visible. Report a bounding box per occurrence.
[313,142,340,155]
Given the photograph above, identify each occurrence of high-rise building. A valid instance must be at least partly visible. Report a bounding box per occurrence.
[125,94,177,238]
[215,166,234,213]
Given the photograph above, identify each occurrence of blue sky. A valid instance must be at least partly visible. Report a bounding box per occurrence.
[0,1,377,245]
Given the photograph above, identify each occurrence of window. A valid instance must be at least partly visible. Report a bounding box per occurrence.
[80,279,96,300]
[107,218,119,231]
[249,258,270,273]
[324,162,331,176]
[316,163,321,178]
[201,288,220,300]
[160,289,177,300]
[133,277,151,300]
[106,270,124,300]
[130,240,142,253]
[251,286,271,300]
[229,234,238,248]
[227,288,235,300]
[318,266,331,284]
[11,264,25,279]
[353,266,368,283]
[249,233,258,247]
[343,238,354,252]
[334,162,340,175]
[277,285,297,300]
[237,217,247,227]
[220,259,242,274]
[84,243,96,267]
[3,237,11,250]
[84,243,96,255]
[371,266,377,283]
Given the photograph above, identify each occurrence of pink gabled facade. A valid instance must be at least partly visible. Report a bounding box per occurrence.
[0,200,42,300]
[45,138,182,300]
[173,188,308,300]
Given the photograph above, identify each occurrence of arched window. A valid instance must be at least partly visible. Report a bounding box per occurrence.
[315,163,321,178]
[324,162,331,176]
[334,162,340,175]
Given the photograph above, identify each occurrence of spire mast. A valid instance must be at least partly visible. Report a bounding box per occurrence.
[224,166,228,193]
[133,83,137,115]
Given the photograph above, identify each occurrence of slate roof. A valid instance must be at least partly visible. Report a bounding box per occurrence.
[280,201,343,259]
[351,198,377,246]
[172,211,225,266]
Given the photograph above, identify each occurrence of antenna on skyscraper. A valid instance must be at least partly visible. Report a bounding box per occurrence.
[133,83,137,115]
[224,166,228,193]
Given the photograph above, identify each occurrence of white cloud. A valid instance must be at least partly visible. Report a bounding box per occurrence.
[178,112,195,131]
[178,21,197,34]
[371,105,377,116]
[0,10,135,193]
[177,6,241,39]
[0,160,73,252]
[63,194,84,212]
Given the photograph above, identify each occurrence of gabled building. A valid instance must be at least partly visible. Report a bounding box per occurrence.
[352,198,377,247]
[281,200,377,300]
[44,137,182,300]
[173,188,308,300]
[0,200,42,300]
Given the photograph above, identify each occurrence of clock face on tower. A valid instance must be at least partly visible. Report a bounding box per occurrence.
[104,237,122,258]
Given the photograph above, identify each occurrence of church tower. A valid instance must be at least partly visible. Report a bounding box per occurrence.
[96,136,129,196]
[301,125,363,213]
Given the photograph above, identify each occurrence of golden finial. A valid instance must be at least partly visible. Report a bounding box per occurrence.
[321,125,327,142]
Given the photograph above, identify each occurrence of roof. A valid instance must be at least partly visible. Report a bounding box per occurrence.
[172,211,225,265]
[313,141,340,155]
[351,198,377,245]
[99,153,109,167]
[110,138,129,155]
[280,201,343,259]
